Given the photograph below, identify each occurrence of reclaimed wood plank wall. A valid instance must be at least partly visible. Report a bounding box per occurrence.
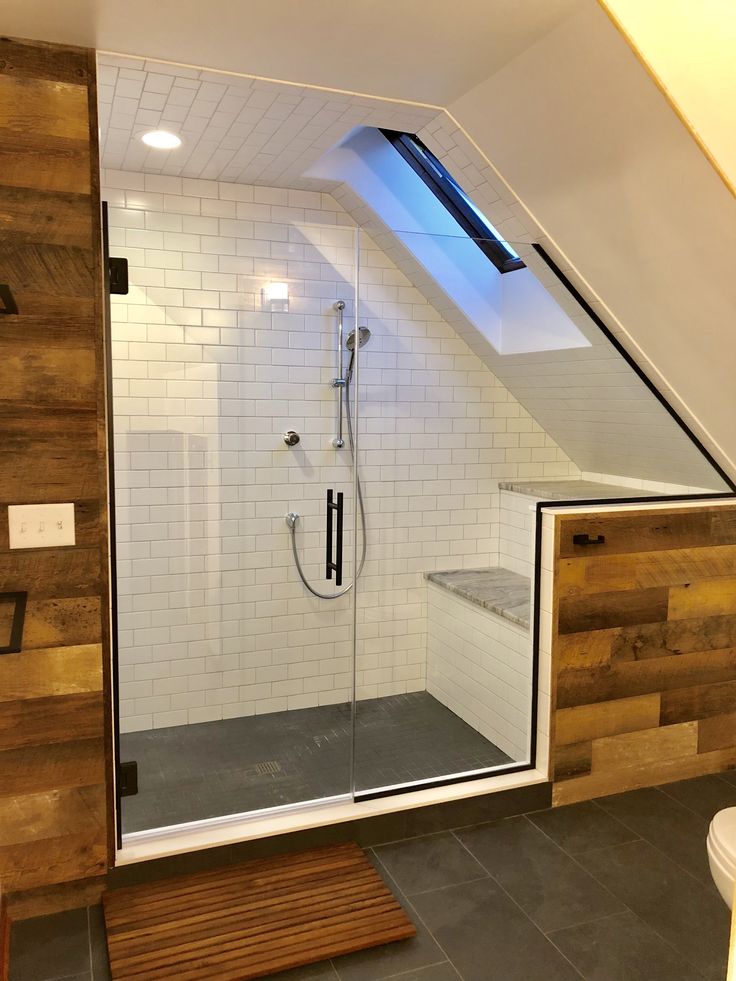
[551,504,736,805]
[0,35,111,911]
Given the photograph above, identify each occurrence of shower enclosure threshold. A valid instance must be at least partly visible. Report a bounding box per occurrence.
[117,766,548,865]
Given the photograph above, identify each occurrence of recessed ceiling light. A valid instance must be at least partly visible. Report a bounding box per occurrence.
[141,130,181,150]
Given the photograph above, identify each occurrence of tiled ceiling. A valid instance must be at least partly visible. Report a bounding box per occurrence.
[98,54,440,189]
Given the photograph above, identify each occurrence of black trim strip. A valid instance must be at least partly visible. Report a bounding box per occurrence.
[532,243,735,493]
[0,591,27,655]
[102,202,124,851]
[0,284,18,315]
[354,761,535,802]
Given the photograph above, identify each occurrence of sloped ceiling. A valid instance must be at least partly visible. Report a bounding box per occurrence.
[2,0,582,104]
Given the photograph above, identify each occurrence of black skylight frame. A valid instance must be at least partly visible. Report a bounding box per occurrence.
[380,129,525,274]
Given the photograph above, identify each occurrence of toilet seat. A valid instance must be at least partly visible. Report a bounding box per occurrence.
[708,807,736,908]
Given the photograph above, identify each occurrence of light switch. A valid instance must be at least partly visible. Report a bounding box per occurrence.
[8,503,76,549]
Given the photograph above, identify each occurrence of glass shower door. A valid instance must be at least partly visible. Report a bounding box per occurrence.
[107,200,361,834]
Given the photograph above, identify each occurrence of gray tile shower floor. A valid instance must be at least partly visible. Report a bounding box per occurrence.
[11,771,736,981]
[120,692,514,833]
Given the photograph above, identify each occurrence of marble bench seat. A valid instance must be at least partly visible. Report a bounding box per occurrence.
[423,567,531,630]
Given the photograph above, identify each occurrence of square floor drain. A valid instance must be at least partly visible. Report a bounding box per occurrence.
[254,760,282,775]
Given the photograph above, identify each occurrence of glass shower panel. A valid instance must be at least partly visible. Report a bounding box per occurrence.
[108,202,360,834]
[350,226,730,799]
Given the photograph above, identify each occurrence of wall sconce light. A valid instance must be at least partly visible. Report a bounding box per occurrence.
[262,281,289,312]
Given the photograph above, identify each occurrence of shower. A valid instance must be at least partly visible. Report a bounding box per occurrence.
[285,301,370,599]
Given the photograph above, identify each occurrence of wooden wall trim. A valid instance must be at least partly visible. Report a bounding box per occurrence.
[0,35,111,898]
[550,503,736,805]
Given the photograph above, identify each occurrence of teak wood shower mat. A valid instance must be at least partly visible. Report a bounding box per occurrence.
[102,842,416,979]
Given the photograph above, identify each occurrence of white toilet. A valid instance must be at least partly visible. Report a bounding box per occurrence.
[708,807,736,908]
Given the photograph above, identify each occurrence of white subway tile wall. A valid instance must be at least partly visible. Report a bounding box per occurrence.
[426,584,531,761]
[105,170,577,732]
[499,489,538,580]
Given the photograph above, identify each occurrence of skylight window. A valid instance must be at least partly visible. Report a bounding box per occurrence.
[380,129,524,274]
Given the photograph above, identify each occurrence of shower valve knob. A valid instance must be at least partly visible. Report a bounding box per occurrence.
[283,431,300,446]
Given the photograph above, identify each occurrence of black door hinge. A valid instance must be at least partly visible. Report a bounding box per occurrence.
[119,760,138,797]
[109,257,129,295]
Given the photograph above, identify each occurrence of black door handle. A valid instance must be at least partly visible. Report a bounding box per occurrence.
[326,489,344,585]
[572,533,606,546]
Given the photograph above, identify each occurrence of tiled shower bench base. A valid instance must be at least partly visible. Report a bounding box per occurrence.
[425,568,532,762]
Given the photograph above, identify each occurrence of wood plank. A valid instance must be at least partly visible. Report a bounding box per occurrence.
[553,742,592,780]
[612,613,736,662]
[103,843,416,981]
[0,36,92,86]
[0,833,107,892]
[0,691,102,750]
[553,746,736,806]
[0,243,95,309]
[661,680,736,725]
[0,739,106,797]
[557,646,736,709]
[0,784,105,847]
[558,508,736,558]
[698,713,736,754]
[0,74,89,142]
[0,448,100,502]
[0,645,102,702]
[6,875,106,920]
[668,577,736,620]
[0,343,96,403]
[8,597,102,650]
[556,629,617,672]
[559,544,736,597]
[558,586,669,634]
[555,694,661,746]
[0,186,94,248]
[0,547,100,598]
[0,875,8,981]
[591,721,698,772]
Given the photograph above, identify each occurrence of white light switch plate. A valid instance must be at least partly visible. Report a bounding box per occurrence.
[8,503,76,549]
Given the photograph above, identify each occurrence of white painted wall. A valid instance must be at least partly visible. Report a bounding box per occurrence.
[448,1,736,478]
[105,169,576,732]
[601,0,736,191]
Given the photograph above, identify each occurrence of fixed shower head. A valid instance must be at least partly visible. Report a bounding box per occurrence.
[346,326,371,352]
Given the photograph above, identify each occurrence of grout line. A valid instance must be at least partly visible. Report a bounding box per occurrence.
[85,907,95,981]
[355,848,469,981]
[449,829,587,981]
[380,960,456,980]
[551,826,713,980]
[592,790,714,887]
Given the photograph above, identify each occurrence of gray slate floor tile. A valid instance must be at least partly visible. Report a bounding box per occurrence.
[374,832,487,895]
[268,963,340,980]
[529,800,639,854]
[87,906,111,981]
[411,877,581,981]
[661,774,736,821]
[10,908,91,981]
[575,839,730,979]
[549,910,707,981]
[457,815,624,933]
[384,965,461,980]
[596,787,712,884]
[331,886,443,981]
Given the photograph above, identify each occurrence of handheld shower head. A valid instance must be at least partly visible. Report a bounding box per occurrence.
[345,326,371,380]
[346,326,371,352]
